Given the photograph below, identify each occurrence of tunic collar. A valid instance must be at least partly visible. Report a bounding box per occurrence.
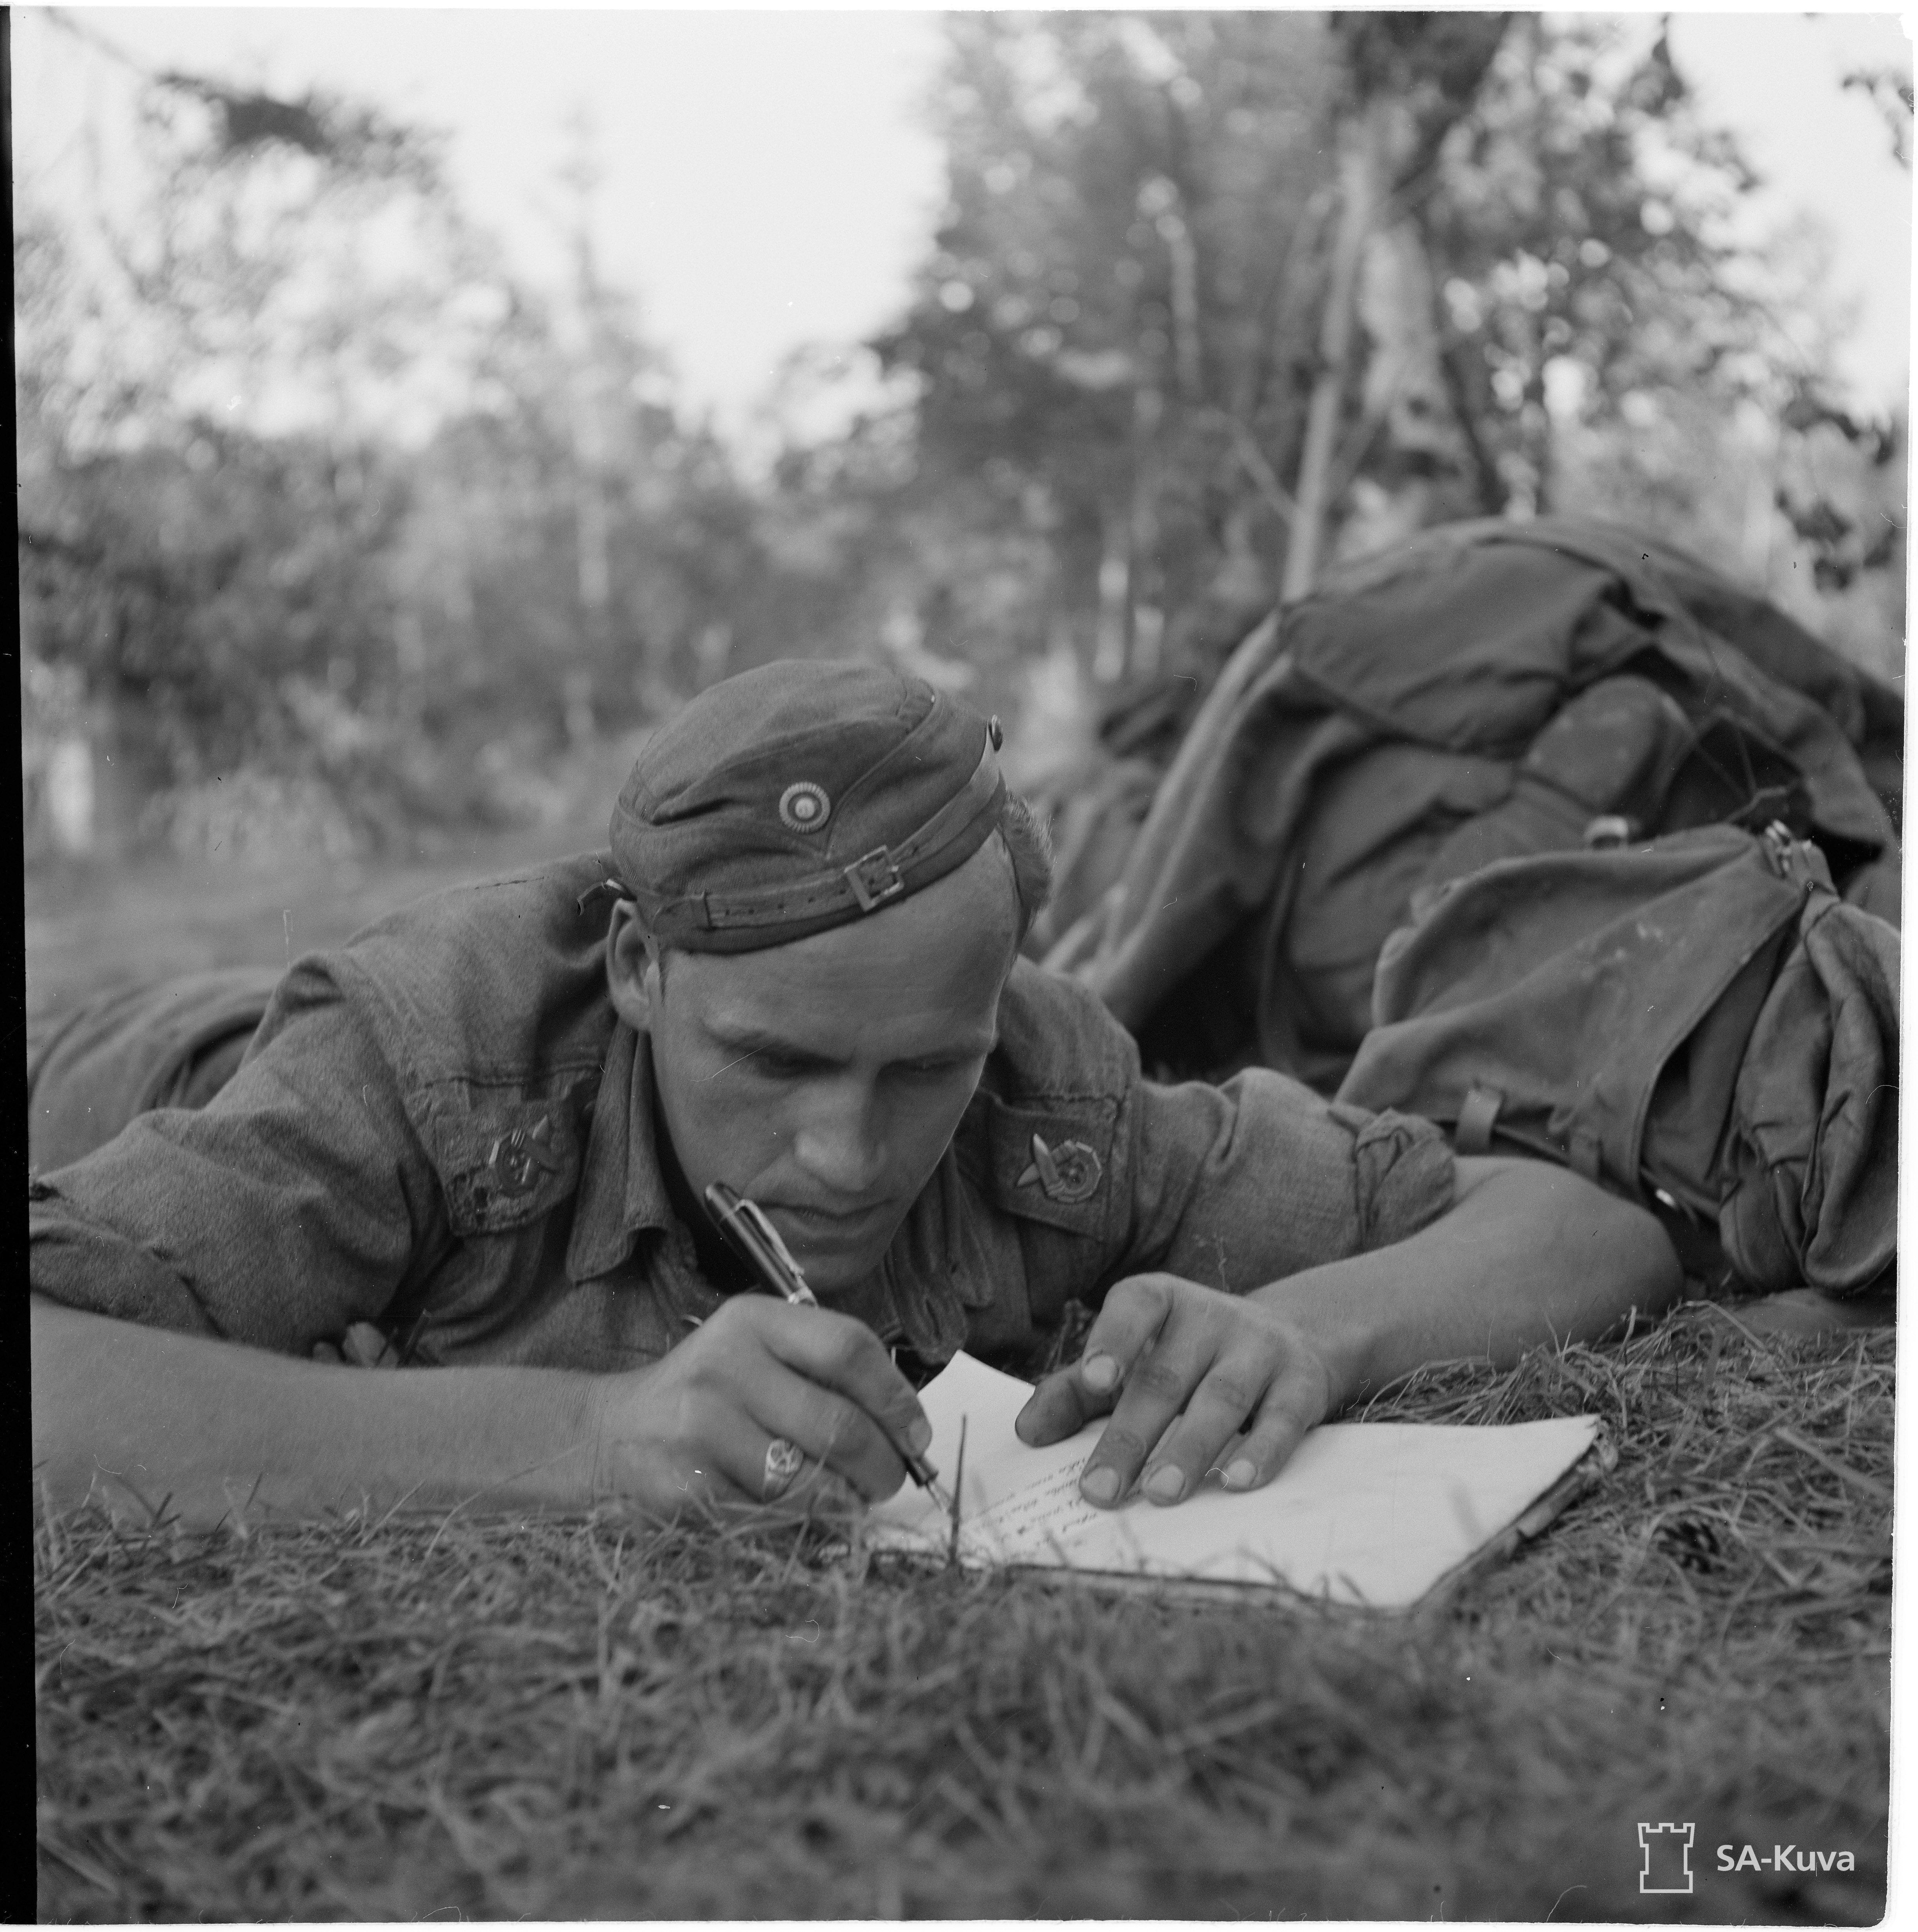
[566,1021,676,1282]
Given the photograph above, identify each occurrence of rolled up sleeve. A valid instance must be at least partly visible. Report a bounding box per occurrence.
[1116,1069,1455,1292]
[28,969,443,1355]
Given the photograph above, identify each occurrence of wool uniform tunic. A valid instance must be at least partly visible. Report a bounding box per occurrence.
[28,853,1457,1377]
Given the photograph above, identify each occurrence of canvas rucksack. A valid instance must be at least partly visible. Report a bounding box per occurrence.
[1041,516,1902,1094]
[1335,822,1898,1296]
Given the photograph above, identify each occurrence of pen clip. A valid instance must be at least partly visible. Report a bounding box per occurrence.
[733,1196,812,1295]
[703,1180,817,1306]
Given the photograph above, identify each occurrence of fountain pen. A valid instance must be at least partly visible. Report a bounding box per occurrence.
[702,1180,943,1492]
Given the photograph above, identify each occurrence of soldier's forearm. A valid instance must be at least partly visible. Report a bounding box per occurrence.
[31,1295,603,1528]
[1249,1157,1684,1409]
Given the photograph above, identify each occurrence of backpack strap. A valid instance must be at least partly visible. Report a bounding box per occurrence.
[1455,1083,1504,1155]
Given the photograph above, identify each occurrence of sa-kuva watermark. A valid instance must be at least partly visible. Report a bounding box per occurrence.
[1716,1843,1856,1875]
[1638,1822,1856,1894]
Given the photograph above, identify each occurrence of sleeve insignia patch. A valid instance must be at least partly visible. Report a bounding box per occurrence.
[1016,1131,1103,1204]
[486,1114,563,1196]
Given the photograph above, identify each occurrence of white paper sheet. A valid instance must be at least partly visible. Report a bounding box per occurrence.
[866,1350,1598,1608]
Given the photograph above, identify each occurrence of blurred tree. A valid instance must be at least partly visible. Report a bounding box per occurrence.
[1842,61,1914,169]
[1410,17,1772,523]
[29,11,473,446]
[18,180,442,850]
[1283,11,1510,595]
[873,12,1350,690]
[18,28,770,854]
[856,10,1902,728]
[1410,18,1904,676]
[16,27,493,853]
[394,268,769,797]
[20,10,1901,861]
[19,406,419,844]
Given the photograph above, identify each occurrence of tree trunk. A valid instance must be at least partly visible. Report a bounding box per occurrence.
[1092,502,1132,683]
[1285,12,1513,588]
[1127,384,1165,678]
[1283,110,1381,601]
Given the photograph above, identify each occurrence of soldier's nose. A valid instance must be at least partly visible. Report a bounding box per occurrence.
[793,1097,887,1196]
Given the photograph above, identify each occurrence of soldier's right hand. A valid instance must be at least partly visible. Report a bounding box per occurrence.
[584,1294,933,1519]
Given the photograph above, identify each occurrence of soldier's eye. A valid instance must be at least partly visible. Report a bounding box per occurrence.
[750,1051,815,1078]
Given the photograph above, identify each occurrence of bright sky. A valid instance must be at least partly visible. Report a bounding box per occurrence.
[12,5,1914,431]
[1664,9,1911,402]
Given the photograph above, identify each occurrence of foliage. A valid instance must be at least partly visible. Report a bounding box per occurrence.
[390,275,765,769]
[872,12,1345,682]
[1411,18,1765,517]
[17,57,776,853]
[17,14,1905,858]
[18,61,486,850]
[1841,62,1914,169]
[24,428,412,787]
[865,13,1904,701]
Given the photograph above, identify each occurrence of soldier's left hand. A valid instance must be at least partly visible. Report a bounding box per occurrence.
[1014,1273,1334,1507]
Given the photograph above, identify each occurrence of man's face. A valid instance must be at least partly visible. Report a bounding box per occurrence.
[630,837,1021,1292]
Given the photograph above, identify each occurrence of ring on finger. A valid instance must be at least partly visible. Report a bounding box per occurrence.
[762,1436,805,1502]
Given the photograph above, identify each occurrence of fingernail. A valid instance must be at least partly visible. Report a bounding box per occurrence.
[1080,1465,1120,1505]
[906,1416,933,1456]
[1081,1354,1118,1393]
[1144,1465,1186,1504]
[1222,1458,1256,1490]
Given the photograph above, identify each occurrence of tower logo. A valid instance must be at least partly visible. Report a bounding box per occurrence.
[1638,1821,1695,1894]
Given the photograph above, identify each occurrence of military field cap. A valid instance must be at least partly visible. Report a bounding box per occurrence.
[609,658,1009,953]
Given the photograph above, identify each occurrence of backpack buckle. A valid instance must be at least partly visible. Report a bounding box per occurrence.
[1761,820,1813,889]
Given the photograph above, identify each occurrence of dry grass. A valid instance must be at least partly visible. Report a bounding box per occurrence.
[36,1303,1891,1923]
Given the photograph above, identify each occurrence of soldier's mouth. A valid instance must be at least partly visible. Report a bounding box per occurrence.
[769,1200,895,1242]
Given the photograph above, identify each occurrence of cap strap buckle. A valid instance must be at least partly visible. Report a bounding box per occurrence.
[844,846,906,912]
[648,735,1005,938]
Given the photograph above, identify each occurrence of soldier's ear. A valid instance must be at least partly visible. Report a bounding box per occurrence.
[605,902,662,1030]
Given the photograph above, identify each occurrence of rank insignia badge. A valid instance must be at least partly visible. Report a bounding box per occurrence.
[486,1115,562,1196]
[1017,1132,1103,1204]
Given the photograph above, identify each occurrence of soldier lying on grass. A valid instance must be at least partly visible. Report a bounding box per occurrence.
[32,661,1680,1526]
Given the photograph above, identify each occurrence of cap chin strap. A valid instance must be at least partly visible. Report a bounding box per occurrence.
[646,736,1006,942]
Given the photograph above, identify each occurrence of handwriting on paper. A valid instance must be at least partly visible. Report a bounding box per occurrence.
[957,1448,1105,1562]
